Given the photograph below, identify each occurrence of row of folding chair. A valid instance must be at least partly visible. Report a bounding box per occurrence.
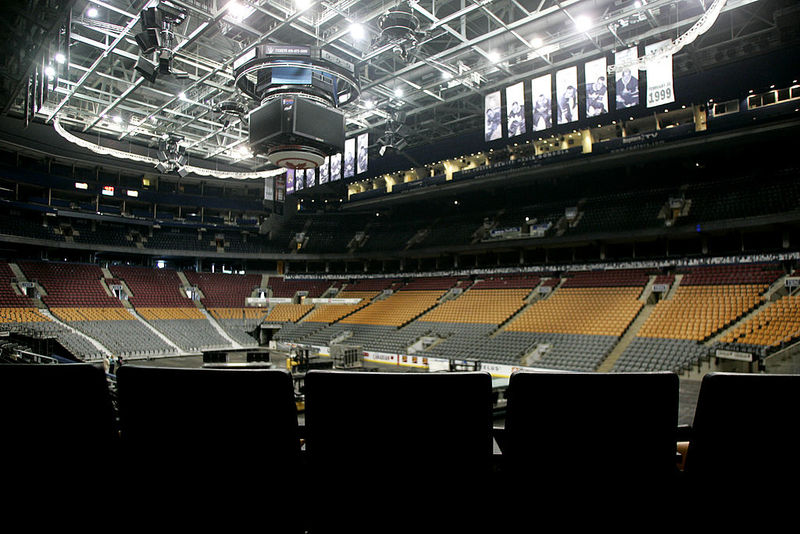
[2,364,797,531]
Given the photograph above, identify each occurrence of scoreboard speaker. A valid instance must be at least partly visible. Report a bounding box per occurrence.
[248,96,345,169]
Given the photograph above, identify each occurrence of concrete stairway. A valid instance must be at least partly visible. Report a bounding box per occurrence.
[597,303,656,372]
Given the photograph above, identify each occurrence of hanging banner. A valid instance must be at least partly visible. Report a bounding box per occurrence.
[285,169,295,194]
[275,175,286,202]
[645,40,675,108]
[357,132,368,174]
[330,153,342,181]
[319,156,330,184]
[615,47,640,109]
[531,74,552,132]
[296,169,305,190]
[556,66,578,125]
[484,90,502,141]
[344,137,356,178]
[584,57,609,117]
[264,176,274,201]
[505,82,526,138]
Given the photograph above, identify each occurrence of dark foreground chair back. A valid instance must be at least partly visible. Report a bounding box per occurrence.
[501,371,679,516]
[303,370,494,534]
[115,366,301,529]
[683,372,800,489]
[0,363,118,497]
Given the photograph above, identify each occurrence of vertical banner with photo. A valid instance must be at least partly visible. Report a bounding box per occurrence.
[556,66,579,125]
[344,138,356,179]
[484,90,502,141]
[319,156,330,184]
[286,169,295,195]
[531,74,552,132]
[584,57,609,118]
[357,132,369,174]
[645,40,675,108]
[307,167,316,188]
[295,169,305,190]
[615,47,640,109]
[330,153,342,181]
[505,82,526,138]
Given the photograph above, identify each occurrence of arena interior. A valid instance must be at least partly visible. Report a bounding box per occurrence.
[1,0,799,528]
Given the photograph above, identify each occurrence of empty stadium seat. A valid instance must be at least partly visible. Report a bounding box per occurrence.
[500,370,680,515]
[302,370,494,533]
[115,365,302,526]
[682,372,800,489]
[0,363,119,496]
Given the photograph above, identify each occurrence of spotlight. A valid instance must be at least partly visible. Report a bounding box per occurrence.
[574,15,591,33]
[349,23,366,40]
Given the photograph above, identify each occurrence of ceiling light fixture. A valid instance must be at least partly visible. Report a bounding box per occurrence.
[574,15,592,33]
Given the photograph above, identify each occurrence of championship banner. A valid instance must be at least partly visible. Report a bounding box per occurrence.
[584,57,609,117]
[275,175,286,202]
[615,47,640,109]
[330,153,342,181]
[344,137,356,178]
[264,176,274,202]
[319,156,330,184]
[645,40,675,108]
[357,132,368,174]
[556,66,578,125]
[285,169,295,194]
[531,74,552,132]
[505,82,526,138]
[484,90,502,141]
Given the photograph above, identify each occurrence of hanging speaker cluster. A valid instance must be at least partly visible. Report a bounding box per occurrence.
[133,1,189,83]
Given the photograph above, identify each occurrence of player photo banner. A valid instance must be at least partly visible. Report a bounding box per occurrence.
[505,82,526,138]
[556,66,578,125]
[330,153,342,181]
[295,169,305,190]
[357,132,368,174]
[485,90,502,141]
[319,156,330,184]
[531,74,552,132]
[615,47,640,109]
[344,138,356,179]
[584,57,609,118]
[645,40,675,108]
